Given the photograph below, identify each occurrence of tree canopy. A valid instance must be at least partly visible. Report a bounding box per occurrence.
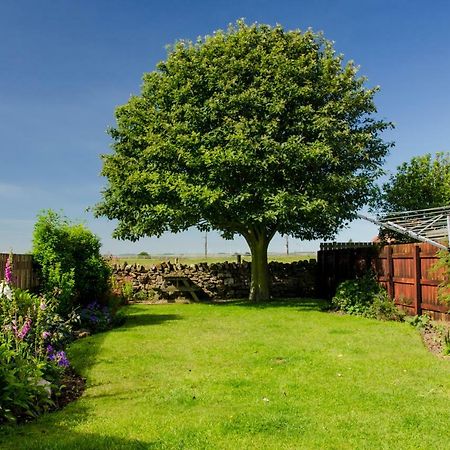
[95,21,392,300]
[379,152,450,243]
[381,152,450,213]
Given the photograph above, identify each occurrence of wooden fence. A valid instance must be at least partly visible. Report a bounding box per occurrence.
[318,242,450,321]
[0,253,39,291]
[317,243,378,299]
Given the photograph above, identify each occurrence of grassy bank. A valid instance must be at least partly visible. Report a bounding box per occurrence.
[1,301,449,449]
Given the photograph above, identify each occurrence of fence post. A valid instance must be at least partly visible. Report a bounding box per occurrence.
[386,246,394,299]
[413,245,422,315]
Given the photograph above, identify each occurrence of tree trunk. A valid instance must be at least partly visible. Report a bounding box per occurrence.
[245,228,273,302]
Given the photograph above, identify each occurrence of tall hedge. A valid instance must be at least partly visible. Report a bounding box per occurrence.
[32,210,110,314]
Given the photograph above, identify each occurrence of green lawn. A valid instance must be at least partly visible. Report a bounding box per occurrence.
[1,301,450,449]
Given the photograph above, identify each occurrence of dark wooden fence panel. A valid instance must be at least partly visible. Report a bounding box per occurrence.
[318,242,450,321]
[0,253,39,291]
[317,243,378,299]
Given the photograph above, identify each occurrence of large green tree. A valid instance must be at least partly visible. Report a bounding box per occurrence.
[379,152,450,243]
[95,21,391,301]
[381,152,450,213]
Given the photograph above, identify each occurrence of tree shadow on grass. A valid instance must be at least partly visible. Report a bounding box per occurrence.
[117,312,182,330]
[68,326,109,376]
[0,425,159,450]
[212,297,331,311]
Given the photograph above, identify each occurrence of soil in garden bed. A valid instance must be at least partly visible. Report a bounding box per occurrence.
[420,324,450,358]
[53,368,86,410]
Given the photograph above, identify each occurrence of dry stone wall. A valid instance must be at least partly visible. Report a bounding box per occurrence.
[112,259,317,301]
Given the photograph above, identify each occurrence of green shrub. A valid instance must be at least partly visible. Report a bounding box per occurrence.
[332,273,403,321]
[366,291,405,321]
[332,273,380,316]
[121,280,134,302]
[0,343,54,423]
[32,210,111,313]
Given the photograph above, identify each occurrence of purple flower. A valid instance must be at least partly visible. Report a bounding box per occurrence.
[56,350,70,367]
[90,314,99,323]
[42,331,51,340]
[17,318,32,340]
[4,256,12,284]
[47,345,56,361]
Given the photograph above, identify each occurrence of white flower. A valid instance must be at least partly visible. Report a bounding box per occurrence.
[0,281,12,300]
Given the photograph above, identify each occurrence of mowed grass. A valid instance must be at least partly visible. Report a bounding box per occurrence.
[1,301,450,449]
[113,253,315,267]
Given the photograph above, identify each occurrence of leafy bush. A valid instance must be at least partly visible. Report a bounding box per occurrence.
[332,273,380,316]
[0,343,54,423]
[32,210,111,313]
[332,273,403,321]
[366,292,405,321]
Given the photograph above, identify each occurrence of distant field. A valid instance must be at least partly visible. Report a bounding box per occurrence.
[110,253,316,267]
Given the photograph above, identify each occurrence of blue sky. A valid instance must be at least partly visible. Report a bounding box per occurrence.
[1,0,449,255]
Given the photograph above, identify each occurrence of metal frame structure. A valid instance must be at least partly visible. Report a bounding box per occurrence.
[358,205,450,251]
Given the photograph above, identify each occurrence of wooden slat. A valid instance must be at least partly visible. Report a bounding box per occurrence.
[421,303,449,313]
[392,277,414,284]
[391,254,414,259]
[420,279,440,286]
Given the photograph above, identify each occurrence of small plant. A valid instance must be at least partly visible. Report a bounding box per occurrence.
[110,275,135,303]
[332,272,403,321]
[443,330,450,355]
[78,301,125,333]
[79,301,112,333]
[120,279,135,302]
[366,291,405,321]
[134,290,150,302]
[406,314,432,330]
[332,273,380,316]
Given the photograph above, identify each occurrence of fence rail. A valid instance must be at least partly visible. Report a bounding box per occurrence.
[320,242,375,251]
[0,253,39,291]
[318,242,450,321]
